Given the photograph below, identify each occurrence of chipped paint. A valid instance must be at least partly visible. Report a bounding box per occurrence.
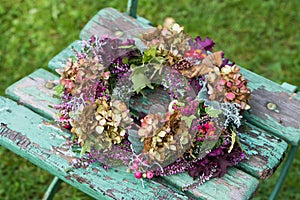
[237,122,288,179]
[0,123,31,149]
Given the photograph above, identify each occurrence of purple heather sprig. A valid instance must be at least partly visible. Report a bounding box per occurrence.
[161,69,190,100]
[74,35,141,80]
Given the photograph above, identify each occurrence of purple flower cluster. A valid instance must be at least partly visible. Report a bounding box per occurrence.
[188,36,215,52]
[187,36,235,69]
[188,138,245,180]
[54,92,73,129]
[178,98,199,116]
[220,57,235,68]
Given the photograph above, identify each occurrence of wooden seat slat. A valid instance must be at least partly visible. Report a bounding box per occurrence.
[240,68,300,145]
[5,68,60,119]
[48,40,82,72]
[79,8,153,40]
[237,123,287,179]
[158,169,259,200]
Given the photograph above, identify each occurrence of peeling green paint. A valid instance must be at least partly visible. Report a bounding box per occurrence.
[48,40,82,71]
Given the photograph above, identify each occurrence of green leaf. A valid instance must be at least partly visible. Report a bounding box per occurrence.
[181,115,196,127]
[130,64,148,75]
[143,46,157,63]
[152,56,165,65]
[122,57,129,64]
[132,73,153,93]
[80,141,91,157]
[205,106,222,118]
[54,84,64,97]
[130,65,154,93]
[197,85,209,100]
[128,130,144,154]
[228,129,236,153]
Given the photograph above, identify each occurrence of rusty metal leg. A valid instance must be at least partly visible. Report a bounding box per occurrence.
[42,177,62,200]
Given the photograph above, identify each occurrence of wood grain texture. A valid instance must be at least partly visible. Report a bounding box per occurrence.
[240,68,300,145]
[48,40,82,71]
[79,8,154,41]
[238,123,287,179]
[0,96,260,199]
[158,168,259,200]
[5,68,287,180]
[5,68,60,119]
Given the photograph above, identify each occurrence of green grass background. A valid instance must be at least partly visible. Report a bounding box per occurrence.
[0,0,299,199]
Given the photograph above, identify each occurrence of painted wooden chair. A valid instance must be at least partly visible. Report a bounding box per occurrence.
[0,1,299,199]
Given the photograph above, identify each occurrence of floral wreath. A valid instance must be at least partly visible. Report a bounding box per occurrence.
[54,18,251,190]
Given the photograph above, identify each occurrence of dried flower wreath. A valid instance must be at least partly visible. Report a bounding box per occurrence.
[54,19,251,189]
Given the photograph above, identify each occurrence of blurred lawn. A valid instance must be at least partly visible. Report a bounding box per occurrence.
[0,0,299,199]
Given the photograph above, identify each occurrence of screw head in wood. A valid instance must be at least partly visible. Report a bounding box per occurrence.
[45,81,55,89]
[267,102,277,110]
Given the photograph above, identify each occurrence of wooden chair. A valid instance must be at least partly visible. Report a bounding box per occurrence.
[0,1,299,199]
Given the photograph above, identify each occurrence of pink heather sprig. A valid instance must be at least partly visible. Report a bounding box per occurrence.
[128,154,162,180]
[72,140,133,169]
[162,69,189,100]
[177,98,199,116]
[74,35,141,80]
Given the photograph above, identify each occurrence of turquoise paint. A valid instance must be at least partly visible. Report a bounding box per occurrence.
[48,40,81,71]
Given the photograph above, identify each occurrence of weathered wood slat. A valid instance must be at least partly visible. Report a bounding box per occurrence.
[4,69,288,181]
[6,69,60,119]
[237,123,287,179]
[5,69,60,120]
[48,40,82,72]
[79,8,154,40]
[239,68,300,145]
[158,168,258,200]
[0,95,260,199]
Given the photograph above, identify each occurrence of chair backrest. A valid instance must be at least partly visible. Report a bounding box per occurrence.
[127,0,138,18]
